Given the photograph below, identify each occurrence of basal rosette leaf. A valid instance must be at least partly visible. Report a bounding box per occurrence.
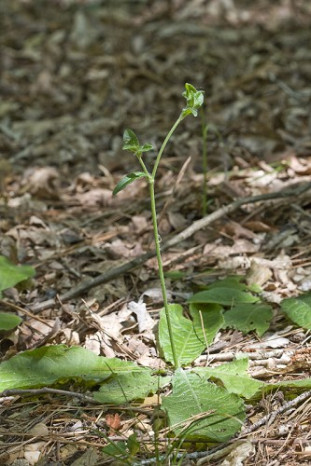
[163,369,245,442]
[280,294,311,329]
[158,303,223,366]
[0,345,154,394]
[192,358,264,399]
[224,303,273,337]
[0,255,35,292]
[188,288,259,306]
[0,312,22,332]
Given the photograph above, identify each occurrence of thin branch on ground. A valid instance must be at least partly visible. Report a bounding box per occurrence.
[0,387,98,404]
[241,389,311,435]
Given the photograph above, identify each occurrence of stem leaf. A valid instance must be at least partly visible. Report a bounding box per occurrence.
[140,143,154,152]
[122,129,153,156]
[113,172,146,196]
[122,129,140,152]
[182,82,204,118]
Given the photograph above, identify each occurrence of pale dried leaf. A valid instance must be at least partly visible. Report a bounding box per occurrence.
[128,300,155,332]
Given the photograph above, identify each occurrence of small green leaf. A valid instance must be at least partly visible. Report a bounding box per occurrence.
[140,143,154,153]
[182,83,204,118]
[193,358,264,398]
[0,256,35,292]
[224,303,273,336]
[188,288,259,306]
[0,312,22,332]
[162,369,245,442]
[102,441,129,460]
[280,294,311,329]
[127,433,140,457]
[102,433,140,462]
[113,172,146,196]
[122,128,140,152]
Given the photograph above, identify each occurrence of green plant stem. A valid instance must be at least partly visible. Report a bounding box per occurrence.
[149,179,179,368]
[138,114,185,369]
[152,115,183,179]
[200,107,208,217]
[137,155,151,179]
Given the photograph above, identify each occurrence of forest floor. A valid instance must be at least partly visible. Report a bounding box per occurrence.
[1,0,311,464]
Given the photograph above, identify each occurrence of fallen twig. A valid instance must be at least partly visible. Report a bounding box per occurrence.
[31,182,311,312]
[0,387,97,404]
[241,388,311,435]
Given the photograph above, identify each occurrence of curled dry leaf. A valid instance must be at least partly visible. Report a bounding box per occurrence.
[246,260,272,287]
[22,167,60,199]
[128,300,155,333]
[73,188,112,207]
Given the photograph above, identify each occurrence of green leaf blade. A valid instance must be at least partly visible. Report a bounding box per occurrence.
[122,128,140,152]
[158,303,223,366]
[0,312,22,332]
[93,370,160,405]
[182,83,204,119]
[113,172,146,196]
[162,369,245,442]
[188,288,259,306]
[140,143,153,153]
[280,294,311,329]
[193,358,264,399]
[206,276,248,291]
[224,303,273,337]
[0,256,35,292]
[0,345,151,393]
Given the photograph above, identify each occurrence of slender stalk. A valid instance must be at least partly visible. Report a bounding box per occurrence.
[142,114,186,369]
[148,179,179,368]
[137,155,151,179]
[200,107,208,217]
[152,115,183,179]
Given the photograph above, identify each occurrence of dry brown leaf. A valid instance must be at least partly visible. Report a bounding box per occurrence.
[74,188,112,207]
[246,260,272,286]
[203,239,258,258]
[223,220,257,239]
[22,167,60,199]
[128,300,155,333]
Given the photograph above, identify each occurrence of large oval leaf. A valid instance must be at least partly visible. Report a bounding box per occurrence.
[188,288,259,306]
[158,304,223,366]
[0,345,152,393]
[0,256,35,292]
[0,312,22,332]
[280,294,311,329]
[224,303,273,336]
[163,369,245,442]
[193,358,264,399]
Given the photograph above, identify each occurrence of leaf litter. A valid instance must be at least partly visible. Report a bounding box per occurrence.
[1,0,311,464]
